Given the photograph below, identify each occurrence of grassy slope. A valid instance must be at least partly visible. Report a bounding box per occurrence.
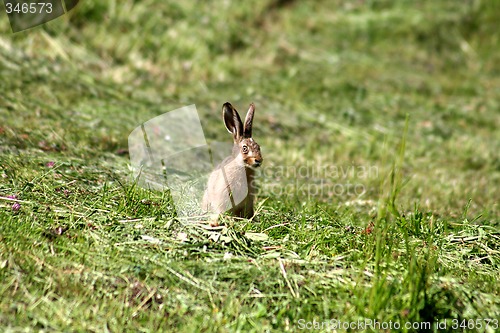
[0,0,499,332]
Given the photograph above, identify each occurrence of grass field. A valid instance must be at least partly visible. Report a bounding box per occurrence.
[1,0,499,332]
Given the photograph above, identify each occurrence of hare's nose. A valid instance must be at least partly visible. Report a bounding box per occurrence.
[254,159,262,167]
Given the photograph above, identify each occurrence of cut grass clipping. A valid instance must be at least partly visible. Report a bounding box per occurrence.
[1,0,499,332]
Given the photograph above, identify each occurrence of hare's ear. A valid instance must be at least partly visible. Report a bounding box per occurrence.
[223,102,243,140]
[243,103,255,138]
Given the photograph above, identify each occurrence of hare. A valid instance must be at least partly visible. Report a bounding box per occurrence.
[202,102,263,219]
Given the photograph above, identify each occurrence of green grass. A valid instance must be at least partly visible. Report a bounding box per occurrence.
[1,0,499,332]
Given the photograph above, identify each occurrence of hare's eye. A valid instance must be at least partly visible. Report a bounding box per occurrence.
[242,145,249,153]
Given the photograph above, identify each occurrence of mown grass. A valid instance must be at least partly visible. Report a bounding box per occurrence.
[1,0,499,332]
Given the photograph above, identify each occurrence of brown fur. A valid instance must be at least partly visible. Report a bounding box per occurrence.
[202,103,262,218]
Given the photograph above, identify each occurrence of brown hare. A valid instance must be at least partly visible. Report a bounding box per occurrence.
[202,102,263,219]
